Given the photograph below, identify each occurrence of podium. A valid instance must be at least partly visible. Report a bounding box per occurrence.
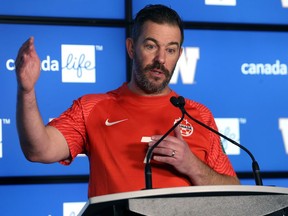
[78,185,288,216]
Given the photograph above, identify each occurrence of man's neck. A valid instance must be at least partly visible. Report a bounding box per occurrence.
[127,82,171,97]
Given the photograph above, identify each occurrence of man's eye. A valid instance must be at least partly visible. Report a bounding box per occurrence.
[167,48,176,54]
[145,44,156,50]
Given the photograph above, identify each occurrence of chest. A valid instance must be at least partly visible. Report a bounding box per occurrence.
[86,100,211,162]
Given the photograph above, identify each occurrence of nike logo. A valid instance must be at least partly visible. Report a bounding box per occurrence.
[105,118,128,126]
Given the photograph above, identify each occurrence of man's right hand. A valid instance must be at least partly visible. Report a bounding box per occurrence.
[15,37,41,93]
[15,37,70,163]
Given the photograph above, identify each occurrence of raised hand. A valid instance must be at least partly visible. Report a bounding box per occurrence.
[15,37,41,93]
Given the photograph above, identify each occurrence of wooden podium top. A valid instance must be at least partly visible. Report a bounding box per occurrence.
[88,185,288,204]
[78,185,288,216]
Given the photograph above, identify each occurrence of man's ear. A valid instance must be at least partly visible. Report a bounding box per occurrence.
[126,38,134,59]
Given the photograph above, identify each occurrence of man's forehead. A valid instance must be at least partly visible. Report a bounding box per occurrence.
[139,22,181,46]
[143,37,180,48]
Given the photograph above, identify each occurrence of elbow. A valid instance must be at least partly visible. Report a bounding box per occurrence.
[21,146,59,164]
[23,152,54,164]
[21,145,49,163]
[23,151,42,162]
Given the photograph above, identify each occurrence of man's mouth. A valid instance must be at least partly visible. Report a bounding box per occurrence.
[150,69,164,76]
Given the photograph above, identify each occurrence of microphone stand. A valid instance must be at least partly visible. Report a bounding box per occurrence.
[144,104,185,190]
[175,96,263,186]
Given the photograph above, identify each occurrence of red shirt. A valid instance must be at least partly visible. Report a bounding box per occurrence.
[49,83,236,198]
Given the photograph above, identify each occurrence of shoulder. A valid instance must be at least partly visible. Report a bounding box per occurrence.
[67,88,120,120]
[77,88,120,107]
[185,98,213,115]
[80,93,113,104]
[184,98,215,125]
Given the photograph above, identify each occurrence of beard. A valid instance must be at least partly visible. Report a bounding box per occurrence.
[133,54,175,94]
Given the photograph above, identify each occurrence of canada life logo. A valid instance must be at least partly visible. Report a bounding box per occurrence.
[241,60,288,76]
[6,44,97,83]
[205,0,236,6]
[61,44,96,83]
[215,118,241,155]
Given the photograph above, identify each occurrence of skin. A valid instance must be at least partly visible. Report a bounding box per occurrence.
[15,21,240,185]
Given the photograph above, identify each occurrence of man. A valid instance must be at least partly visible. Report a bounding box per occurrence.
[15,4,240,198]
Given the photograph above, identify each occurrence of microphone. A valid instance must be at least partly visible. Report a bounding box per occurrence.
[170,96,263,186]
[144,99,185,189]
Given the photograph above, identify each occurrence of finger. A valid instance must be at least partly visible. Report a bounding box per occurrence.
[174,126,184,141]
[150,129,181,147]
[151,133,178,143]
[15,37,33,65]
[152,146,175,157]
[148,137,177,149]
[23,37,36,56]
[17,37,33,55]
[153,149,177,165]
[15,37,37,70]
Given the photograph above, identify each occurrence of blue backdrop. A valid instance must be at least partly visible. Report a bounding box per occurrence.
[0,0,288,215]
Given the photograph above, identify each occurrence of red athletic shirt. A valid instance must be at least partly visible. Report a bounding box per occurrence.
[48,83,236,198]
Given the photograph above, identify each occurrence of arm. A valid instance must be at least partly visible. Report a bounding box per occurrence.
[149,127,240,185]
[15,37,70,163]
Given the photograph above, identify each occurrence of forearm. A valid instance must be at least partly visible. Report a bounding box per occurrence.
[186,156,240,185]
[16,88,51,162]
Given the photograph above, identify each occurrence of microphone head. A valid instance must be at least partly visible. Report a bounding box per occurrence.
[170,96,179,107]
[178,96,185,106]
[170,96,186,109]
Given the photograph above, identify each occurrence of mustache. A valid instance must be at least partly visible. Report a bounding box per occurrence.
[144,61,170,76]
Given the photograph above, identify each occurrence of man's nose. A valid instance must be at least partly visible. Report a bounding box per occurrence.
[154,48,166,65]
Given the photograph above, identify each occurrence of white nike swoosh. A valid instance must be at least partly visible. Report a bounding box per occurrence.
[105,118,128,126]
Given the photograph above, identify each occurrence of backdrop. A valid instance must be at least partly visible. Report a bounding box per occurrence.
[0,0,287,215]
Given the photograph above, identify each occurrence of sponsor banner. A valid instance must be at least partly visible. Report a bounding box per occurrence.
[0,0,124,18]
[1,25,288,175]
[0,183,87,216]
[279,118,288,154]
[63,202,86,216]
[0,23,126,176]
[133,0,288,24]
[61,44,96,83]
[205,0,236,6]
[171,29,288,172]
[215,118,241,155]
[282,0,288,8]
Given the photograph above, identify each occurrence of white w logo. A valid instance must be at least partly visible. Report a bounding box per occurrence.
[170,47,200,84]
[279,118,288,154]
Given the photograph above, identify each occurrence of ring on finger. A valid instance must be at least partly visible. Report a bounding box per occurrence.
[171,150,176,157]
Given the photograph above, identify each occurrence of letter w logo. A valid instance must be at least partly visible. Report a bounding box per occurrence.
[170,47,200,84]
[279,118,288,154]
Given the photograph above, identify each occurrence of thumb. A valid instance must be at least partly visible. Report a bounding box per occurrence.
[174,126,184,140]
